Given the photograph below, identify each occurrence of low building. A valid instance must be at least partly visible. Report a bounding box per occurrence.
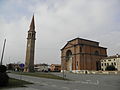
[50,64,61,72]
[34,64,49,72]
[101,55,120,71]
[6,63,23,71]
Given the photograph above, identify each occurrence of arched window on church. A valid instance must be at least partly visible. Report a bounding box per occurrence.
[95,50,99,55]
[66,50,72,60]
[80,47,82,52]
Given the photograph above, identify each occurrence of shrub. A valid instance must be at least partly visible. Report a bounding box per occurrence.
[7,64,14,70]
[0,65,7,73]
[105,65,116,71]
[0,65,9,87]
[0,72,9,86]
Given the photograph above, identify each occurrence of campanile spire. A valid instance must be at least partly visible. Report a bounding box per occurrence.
[29,15,35,30]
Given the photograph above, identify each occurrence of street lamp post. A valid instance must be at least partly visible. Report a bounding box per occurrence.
[62,58,66,80]
[116,54,119,70]
[63,65,64,79]
[0,39,6,65]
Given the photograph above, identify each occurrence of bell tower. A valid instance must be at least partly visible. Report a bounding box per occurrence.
[24,15,36,72]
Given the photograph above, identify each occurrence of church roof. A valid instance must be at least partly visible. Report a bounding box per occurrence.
[68,37,99,44]
[61,37,106,50]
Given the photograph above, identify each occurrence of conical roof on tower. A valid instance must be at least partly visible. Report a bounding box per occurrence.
[29,15,35,31]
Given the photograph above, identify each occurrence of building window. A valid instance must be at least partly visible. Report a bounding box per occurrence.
[108,60,111,61]
[111,63,113,65]
[105,63,106,66]
[114,62,116,66]
[101,63,103,66]
[114,59,115,61]
[77,61,78,66]
[107,63,109,66]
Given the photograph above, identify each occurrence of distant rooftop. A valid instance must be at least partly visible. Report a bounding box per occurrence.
[102,54,120,59]
[51,64,61,66]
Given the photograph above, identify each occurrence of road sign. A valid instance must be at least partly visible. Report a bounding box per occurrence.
[19,63,25,68]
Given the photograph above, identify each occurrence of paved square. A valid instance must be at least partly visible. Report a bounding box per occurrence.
[8,73,120,90]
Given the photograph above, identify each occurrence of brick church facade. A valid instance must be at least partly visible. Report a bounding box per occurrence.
[61,38,107,72]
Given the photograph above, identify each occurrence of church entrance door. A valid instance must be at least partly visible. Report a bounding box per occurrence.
[67,57,72,71]
[66,50,72,71]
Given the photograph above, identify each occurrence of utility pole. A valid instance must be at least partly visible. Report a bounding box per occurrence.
[63,65,64,79]
[0,39,6,65]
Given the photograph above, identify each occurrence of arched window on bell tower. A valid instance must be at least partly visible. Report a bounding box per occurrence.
[32,33,34,37]
[28,33,31,37]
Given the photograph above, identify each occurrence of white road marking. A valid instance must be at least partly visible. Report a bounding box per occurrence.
[29,80,35,83]
[61,87,70,90]
[97,80,99,84]
[74,89,79,90]
[30,81,49,86]
[81,81,89,84]
[86,80,91,81]
[89,80,99,85]
[34,81,42,84]
[75,81,80,83]
[41,83,48,86]
[74,80,99,85]
[51,84,57,87]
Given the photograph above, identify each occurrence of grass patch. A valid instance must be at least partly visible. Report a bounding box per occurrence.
[0,78,32,89]
[12,72,68,80]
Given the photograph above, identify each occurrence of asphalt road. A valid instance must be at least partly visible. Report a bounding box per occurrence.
[7,73,120,90]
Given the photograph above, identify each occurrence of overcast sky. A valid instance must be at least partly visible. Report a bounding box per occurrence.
[0,0,120,65]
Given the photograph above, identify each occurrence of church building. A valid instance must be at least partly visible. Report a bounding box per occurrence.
[61,38,107,72]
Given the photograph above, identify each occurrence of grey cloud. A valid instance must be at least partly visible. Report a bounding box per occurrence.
[0,0,120,65]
